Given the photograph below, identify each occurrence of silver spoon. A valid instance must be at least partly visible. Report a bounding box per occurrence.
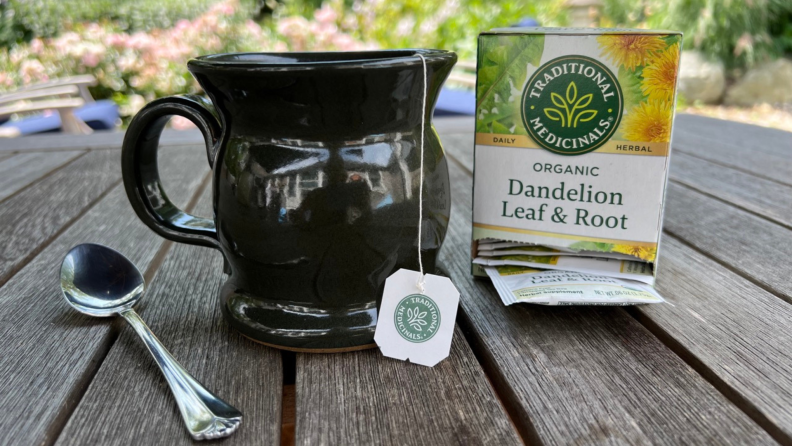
[60,243,242,440]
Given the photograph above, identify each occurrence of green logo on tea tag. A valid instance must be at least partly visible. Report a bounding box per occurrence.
[394,294,441,343]
[522,56,623,155]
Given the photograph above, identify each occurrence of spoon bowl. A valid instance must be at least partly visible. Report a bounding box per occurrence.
[59,243,242,440]
[60,243,145,317]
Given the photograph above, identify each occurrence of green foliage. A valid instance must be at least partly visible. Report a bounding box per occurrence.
[602,0,792,68]
[275,0,565,60]
[475,35,544,134]
[0,0,225,46]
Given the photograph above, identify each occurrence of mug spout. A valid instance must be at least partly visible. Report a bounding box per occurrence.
[422,51,458,118]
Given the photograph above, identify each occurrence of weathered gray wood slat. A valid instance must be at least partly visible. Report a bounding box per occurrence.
[294,326,522,445]
[0,129,205,152]
[433,116,475,135]
[0,145,209,446]
[673,115,792,186]
[634,236,792,444]
[56,187,283,446]
[2,121,475,154]
[675,114,792,152]
[440,133,474,173]
[438,148,773,443]
[0,150,119,286]
[0,150,85,202]
[293,123,522,446]
[664,181,792,302]
[669,151,792,228]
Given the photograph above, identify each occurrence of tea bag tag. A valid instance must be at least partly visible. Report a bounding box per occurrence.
[373,54,459,367]
[374,269,460,367]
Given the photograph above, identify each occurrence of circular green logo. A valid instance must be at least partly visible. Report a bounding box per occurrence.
[521,55,623,156]
[394,294,440,343]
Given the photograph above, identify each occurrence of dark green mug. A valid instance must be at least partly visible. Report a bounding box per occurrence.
[121,50,456,351]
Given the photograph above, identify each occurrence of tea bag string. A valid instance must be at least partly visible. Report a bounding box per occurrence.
[416,53,427,293]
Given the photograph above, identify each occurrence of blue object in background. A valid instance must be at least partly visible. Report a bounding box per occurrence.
[0,100,119,135]
[512,17,540,27]
[434,87,475,116]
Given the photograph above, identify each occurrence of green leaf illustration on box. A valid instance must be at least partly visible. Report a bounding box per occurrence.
[615,65,646,139]
[568,241,615,253]
[512,246,556,253]
[476,35,544,135]
[664,34,682,46]
[501,255,556,264]
[494,265,542,276]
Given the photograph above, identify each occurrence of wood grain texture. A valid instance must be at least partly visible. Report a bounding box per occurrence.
[0,129,205,152]
[0,150,120,286]
[0,145,209,446]
[664,182,792,302]
[56,187,283,446]
[294,120,522,446]
[0,150,84,202]
[441,156,774,444]
[294,326,521,446]
[440,133,474,173]
[669,151,792,228]
[673,115,792,186]
[634,236,792,444]
[433,117,475,135]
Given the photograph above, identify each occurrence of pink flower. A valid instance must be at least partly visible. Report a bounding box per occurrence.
[104,34,128,48]
[82,52,101,67]
[332,34,360,51]
[29,38,44,54]
[209,0,236,16]
[85,23,104,36]
[53,32,81,53]
[314,5,338,24]
[170,116,197,130]
[245,20,262,37]
[20,59,47,84]
[175,19,191,32]
[277,16,310,36]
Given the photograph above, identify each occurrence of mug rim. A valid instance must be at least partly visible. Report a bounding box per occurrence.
[188,49,456,72]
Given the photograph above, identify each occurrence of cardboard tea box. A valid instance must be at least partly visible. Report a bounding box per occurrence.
[471,28,682,289]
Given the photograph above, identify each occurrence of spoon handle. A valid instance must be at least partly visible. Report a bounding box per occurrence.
[120,309,243,440]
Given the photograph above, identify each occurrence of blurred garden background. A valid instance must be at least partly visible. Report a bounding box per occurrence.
[1,0,791,131]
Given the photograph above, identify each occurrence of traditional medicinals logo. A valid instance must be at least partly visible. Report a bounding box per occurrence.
[521,55,623,156]
[394,294,440,343]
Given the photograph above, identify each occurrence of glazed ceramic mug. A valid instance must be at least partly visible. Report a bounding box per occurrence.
[121,50,456,352]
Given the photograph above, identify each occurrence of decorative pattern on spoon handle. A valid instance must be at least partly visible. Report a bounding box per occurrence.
[120,309,243,440]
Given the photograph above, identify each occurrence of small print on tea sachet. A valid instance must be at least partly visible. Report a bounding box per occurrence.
[374,269,460,367]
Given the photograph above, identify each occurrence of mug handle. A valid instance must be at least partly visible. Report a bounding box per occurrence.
[121,95,222,250]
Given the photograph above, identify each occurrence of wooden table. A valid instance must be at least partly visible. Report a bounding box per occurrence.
[1,115,790,445]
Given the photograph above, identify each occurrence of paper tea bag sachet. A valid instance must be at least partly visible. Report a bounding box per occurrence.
[473,254,654,285]
[471,28,682,305]
[476,244,636,260]
[484,265,664,306]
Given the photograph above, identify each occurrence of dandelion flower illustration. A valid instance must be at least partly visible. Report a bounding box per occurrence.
[613,245,657,262]
[621,100,672,142]
[597,35,666,70]
[642,43,680,102]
